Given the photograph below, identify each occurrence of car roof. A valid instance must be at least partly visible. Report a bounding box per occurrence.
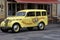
[18,9,47,12]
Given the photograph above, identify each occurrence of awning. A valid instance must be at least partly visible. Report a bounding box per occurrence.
[15,0,60,4]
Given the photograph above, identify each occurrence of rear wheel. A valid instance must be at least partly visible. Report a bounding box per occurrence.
[12,24,20,33]
[37,23,45,30]
[1,28,8,32]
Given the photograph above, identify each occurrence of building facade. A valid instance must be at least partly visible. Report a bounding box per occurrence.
[0,0,59,23]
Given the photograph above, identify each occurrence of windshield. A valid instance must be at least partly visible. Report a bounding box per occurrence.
[16,12,26,16]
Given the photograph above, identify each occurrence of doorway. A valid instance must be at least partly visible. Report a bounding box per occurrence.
[8,3,16,16]
[7,3,25,16]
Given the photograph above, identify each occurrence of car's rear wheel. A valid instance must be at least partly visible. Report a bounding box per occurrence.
[37,23,45,30]
[12,24,20,33]
[1,28,8,32]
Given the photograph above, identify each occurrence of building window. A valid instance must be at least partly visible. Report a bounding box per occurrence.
[38,4,43,9]
[1,5,3,9]
[0,5,1,8]
[37,4,51,16]
[0,5,1,13]
[7,0,15,2]
[27,3,35,9]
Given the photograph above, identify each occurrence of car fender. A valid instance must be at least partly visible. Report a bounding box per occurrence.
[9,21,21,28]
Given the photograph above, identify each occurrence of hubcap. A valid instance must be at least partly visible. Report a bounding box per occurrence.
[39,23,43,29]
[14,25,19,32]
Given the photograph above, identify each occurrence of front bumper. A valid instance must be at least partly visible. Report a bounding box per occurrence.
[0,21,11,29]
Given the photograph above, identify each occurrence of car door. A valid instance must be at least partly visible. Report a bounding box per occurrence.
[35,11,41,25]
[22,11,36,27]
[42,11,48,24]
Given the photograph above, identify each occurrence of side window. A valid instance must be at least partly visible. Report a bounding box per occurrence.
[27,12,35,16]
[36,12,41,16]
[42,12,46,16]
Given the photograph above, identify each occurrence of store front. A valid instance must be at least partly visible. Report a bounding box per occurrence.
[6,0,58,23]
[7,0,58,17]
[7,4,52,17]
[7,0,25,16]
[0,0,59,23]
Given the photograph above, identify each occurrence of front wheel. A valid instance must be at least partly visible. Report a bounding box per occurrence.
[12,24,20,33]
[37,23,45,30]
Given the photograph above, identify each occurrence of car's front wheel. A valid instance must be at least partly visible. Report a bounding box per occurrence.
[37,23,45,30]
[12,24,20,33]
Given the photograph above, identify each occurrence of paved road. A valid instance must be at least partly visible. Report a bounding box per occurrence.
[0,24,60,40]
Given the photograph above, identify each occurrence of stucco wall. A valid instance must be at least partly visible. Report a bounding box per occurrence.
[57,4,60,17]
[52,4,57,17]
[0,0,6,19]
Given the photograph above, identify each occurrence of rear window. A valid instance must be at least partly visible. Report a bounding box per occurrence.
[42,12,46,16]
[36,12,41,16]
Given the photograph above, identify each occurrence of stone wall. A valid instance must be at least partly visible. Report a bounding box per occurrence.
[0,0,6,22]
[52,4,57,17]
[57,4,60,17]
[0,0,6,19]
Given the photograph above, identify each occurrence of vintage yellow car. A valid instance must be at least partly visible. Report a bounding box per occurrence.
[0,9,48,33]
